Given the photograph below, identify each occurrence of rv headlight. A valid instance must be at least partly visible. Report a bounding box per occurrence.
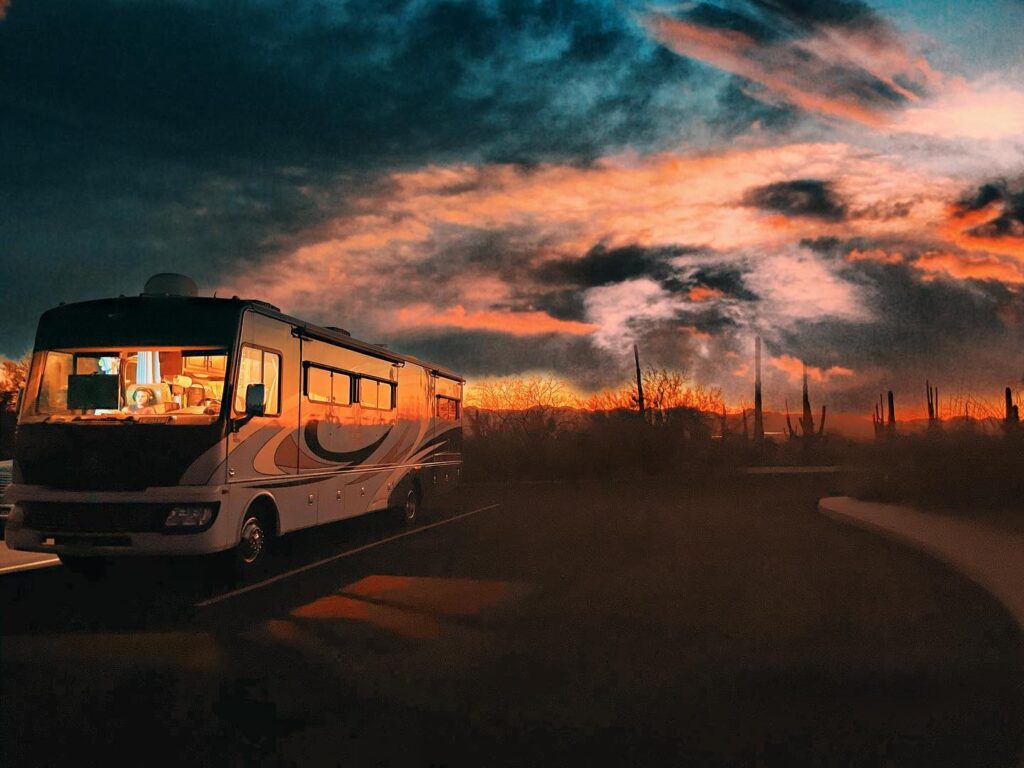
[164,504,216,528]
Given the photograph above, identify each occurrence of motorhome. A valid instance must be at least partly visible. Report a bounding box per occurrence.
[4,274,463,576]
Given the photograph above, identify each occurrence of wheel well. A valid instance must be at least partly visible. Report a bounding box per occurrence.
[245,495,280,538]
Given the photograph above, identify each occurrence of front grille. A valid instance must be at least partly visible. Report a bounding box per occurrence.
[0,461,11,499]
[53,535,132,547]
[21,502,172,533]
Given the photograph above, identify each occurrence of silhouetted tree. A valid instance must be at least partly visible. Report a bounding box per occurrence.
[0,355,30,412]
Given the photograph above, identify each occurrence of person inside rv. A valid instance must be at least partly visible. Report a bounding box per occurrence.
[128,386,158,414]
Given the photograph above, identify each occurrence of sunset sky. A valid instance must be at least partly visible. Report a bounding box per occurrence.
[2,0,1024,412]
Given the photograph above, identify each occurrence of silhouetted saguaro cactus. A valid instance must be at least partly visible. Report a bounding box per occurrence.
[872,398,884,440]
[800,364,815,437]
[633,344,645,417]
[926,381,938,424]
[787,363,827,445]
[753,337,764,443]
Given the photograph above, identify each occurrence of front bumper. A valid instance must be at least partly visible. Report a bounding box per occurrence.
[3,484,236,557]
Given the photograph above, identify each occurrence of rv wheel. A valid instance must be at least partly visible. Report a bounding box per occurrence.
[235,512,270,575]
[401,488,420,526]
[59,554,109,579]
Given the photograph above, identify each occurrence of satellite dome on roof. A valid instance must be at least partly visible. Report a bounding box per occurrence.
[142,273,198,297]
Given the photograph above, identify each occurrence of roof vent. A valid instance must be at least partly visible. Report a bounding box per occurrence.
[325,326,352,336]
[143,273,198,297]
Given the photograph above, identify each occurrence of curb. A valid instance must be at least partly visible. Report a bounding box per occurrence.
[819,496,1024,632]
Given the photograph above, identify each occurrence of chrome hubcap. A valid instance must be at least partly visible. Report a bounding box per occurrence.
[404,492,417,522]
[239,518,264,565]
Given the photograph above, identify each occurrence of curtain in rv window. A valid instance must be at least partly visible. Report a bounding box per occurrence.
[305,365,352,405]
[358,379,395,410]
[235,345,281,415]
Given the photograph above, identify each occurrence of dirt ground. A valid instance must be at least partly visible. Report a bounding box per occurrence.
[2,475,1022,766]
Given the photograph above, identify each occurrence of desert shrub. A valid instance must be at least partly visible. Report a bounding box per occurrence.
[845,426,1024,512]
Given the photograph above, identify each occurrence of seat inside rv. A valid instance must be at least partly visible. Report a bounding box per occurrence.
[120,351,227,415]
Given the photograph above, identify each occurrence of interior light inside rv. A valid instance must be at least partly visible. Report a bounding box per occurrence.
[164,505,215,528]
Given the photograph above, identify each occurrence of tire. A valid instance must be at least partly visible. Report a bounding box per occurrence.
[233,511,271,580]
[399,487,420,527]
[58,554,109,579]
[202,508,275,588]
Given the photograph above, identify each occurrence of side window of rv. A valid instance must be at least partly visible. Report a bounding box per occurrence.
[36,351,73,413]
[358,379,395,410]
[305,365,351,405]
[234,345,281,416]
[437,396,460,421]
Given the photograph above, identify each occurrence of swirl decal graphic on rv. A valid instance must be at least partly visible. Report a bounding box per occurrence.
[303,420,393,464]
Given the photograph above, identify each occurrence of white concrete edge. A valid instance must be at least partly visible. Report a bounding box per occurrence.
[0,557,61,575]
[818,496,1024,629]
[820,496,1024,768]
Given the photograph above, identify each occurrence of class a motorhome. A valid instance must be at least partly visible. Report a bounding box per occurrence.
[4,274,463,576]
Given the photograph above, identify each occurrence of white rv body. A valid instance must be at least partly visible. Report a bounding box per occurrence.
[5,293,463,559]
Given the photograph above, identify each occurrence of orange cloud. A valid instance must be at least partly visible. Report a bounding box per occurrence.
[687,285,725,302]
[227,141,959,341]
[770,354,855,383]
[397,304,597,336]
[0,1,9,21]
[643,15,888,126]
[641,11,943,129]
[913,251,1024,284]
[939,202,1024,261]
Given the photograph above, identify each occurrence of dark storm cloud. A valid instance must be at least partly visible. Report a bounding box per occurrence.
[800,236,845,254]
[683,0,883,44]
[530,290,588,323]
[410,227,542,286]
[0,0,747,356]
[743,179,848,220]
[0,0,696,169]
[954,182,1009,213]
[746,0,882,30]
[952,180,1024,239]
[686,3,781,42]
[645,0,936,126]
[535,243,694,287]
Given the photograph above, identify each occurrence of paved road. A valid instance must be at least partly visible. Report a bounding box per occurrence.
[2,476,1022,766]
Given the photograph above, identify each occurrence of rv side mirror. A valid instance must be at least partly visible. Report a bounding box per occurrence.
[232,383,267,433]
[245,383,266,417]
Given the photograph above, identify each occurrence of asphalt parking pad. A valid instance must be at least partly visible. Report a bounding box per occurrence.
[292,594,442,639]
[289,575,529,639]
[343,575,515,616]
[2,631,223,671]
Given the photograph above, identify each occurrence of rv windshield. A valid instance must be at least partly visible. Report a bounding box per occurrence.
[20,347,229,424]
